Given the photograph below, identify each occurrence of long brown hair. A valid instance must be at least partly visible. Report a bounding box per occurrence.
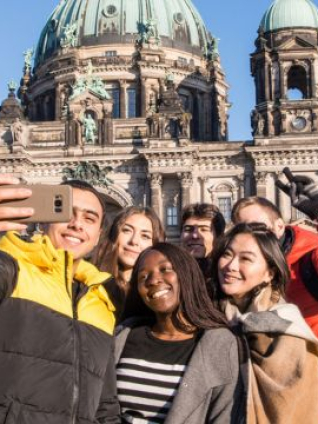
[123,243,228,330]
[93,206,165,287]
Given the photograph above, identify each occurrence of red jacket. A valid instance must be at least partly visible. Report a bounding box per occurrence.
[285,225,318,336]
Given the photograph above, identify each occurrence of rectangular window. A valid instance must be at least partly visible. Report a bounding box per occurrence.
[178,57,187,66]
[110,89,120,118]
[166,206,178,227]
[218,197,232,224]
[105,51,117,57]
[127,88,136,118]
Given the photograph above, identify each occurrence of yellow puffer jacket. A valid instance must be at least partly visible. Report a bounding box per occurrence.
[0,231,120,424]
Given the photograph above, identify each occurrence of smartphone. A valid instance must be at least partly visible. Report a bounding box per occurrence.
[2,184,73,223]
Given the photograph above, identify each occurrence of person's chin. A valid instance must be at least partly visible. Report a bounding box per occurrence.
[60,240,84,258]
[188,247,204,258]
[120,257,136,269]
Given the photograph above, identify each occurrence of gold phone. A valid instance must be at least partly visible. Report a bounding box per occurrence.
[2,184,73,223]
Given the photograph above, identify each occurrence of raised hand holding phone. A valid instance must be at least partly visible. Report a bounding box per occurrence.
[0,176,33,232]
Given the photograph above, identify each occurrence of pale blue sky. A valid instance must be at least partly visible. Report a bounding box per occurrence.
[0,0,292,140]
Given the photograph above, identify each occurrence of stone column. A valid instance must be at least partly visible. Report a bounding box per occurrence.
[55,84,62,121]
[279,64,285,99]
[179,172,193,210]
[264,60,271,101]
[266,172,276,204]
[149,173,163,220]
[234,174,245,202]
[141,78,147,117]
[311,59,317,98]
[120,80,127,119]
[105,117,114,145]
[199,176,209,203]
[255,171,268,198]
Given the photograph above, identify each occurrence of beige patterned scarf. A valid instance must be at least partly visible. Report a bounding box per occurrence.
[223,286,318,424]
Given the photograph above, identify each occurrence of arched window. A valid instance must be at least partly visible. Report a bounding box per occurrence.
[287,88,303,100]
[287,65,307,99]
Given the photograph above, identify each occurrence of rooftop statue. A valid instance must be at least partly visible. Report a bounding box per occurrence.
[23,48,34,72]
[70,78,87,100]
[205,35,220,61]
[8,80,17,93]
[70,60,110,100]
[137,18,161,47]
[60,23,77,48]
[91,77,111,100]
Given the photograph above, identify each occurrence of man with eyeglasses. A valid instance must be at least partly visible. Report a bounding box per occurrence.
[180,203,225,279]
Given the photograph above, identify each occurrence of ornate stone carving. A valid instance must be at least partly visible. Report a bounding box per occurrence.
[178,172,193,186]
[11,118,26,146]
[146,76,192,142]
[70,61,111,101]
[251,109,265,136]
[149,173,162,187]
[62,162,113,187]
[254,171,268,184]
[137,19,161,48]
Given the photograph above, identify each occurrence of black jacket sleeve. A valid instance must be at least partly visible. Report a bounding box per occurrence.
[0,251,19,301]
[95,340,121,424]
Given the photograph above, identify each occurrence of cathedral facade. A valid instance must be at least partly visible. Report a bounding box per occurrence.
[0,0,318,239]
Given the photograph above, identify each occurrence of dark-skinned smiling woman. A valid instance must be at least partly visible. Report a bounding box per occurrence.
[114,243,245,424]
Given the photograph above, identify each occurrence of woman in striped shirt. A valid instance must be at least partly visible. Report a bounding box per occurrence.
[115,243,244,424]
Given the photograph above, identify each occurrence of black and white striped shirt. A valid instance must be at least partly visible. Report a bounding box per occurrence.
[116,326,196,424]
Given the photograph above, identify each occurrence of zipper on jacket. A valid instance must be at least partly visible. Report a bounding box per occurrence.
[71,320,80,424]
[64,251,80,424]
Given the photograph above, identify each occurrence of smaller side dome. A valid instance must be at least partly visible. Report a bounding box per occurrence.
[260,0,318,32]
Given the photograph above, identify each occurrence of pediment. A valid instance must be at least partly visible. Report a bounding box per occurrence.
[278,36,316,50]
[68,90,112,105]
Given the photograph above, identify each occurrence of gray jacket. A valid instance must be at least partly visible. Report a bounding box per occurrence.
[115,324,245,424]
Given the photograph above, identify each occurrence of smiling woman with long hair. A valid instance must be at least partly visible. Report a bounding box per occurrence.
[115,243,244,424]
[211,222,318,424]
[93,206,165,322]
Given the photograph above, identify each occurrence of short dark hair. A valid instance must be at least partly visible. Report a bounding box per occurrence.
[181,203,226,237]
[61,179,107,228]
[211,222,290,305]
[231,196,282,225]
[123,242,227,330]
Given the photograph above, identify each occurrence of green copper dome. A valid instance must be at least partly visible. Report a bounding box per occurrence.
[35,0,211,66]
[260,0,318,32]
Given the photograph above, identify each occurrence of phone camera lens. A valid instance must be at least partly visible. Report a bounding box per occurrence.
[54,199,62,207]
